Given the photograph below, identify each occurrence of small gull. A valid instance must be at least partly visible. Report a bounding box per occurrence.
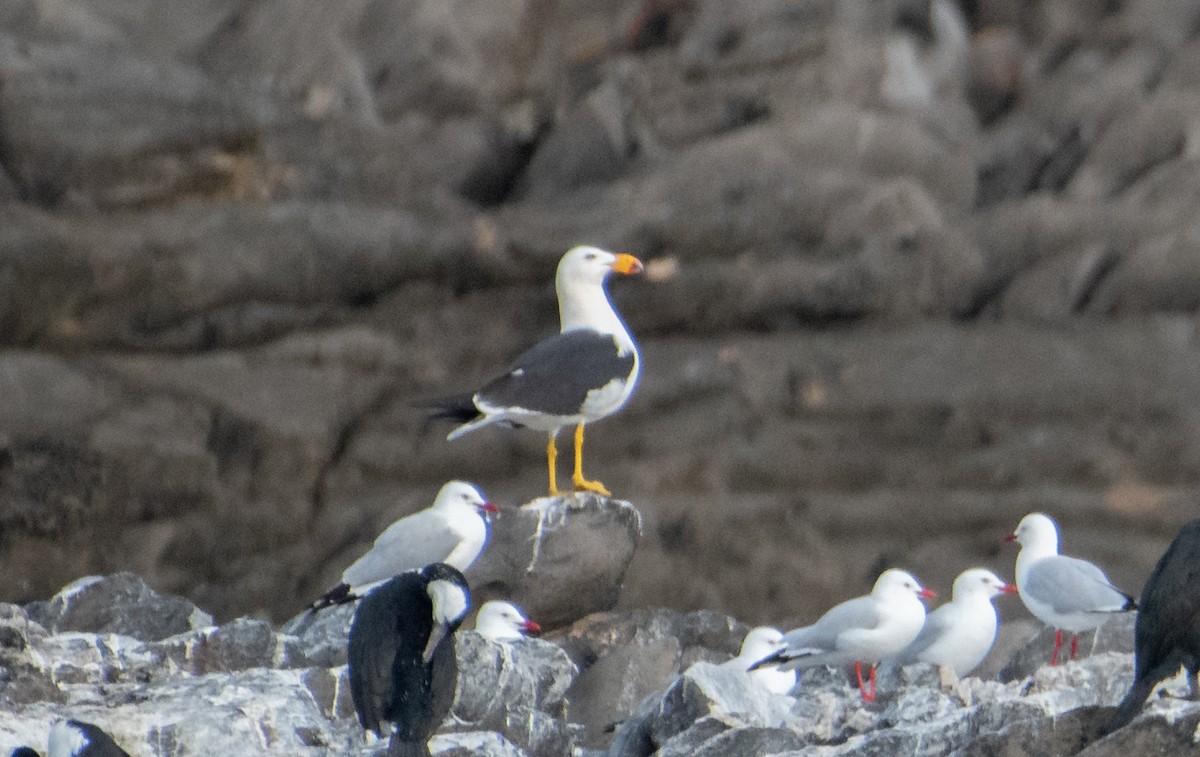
[308,480,497,613]
[723,627,796,695]
[1006,512,1136,666]
[474,600,541,642]
[750,569,935,701]
[888,567,1016,677]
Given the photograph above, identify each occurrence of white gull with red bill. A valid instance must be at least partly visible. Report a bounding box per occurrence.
[308,480,498,613]
[889,568,1016,676]
[750,569,935,701]
[473,600,542,642]
[1007,512,1137,665]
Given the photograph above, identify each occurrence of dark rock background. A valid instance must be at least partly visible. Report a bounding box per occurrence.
[1,0,1199,632]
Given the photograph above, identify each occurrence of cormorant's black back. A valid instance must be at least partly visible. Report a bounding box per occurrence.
[1107,519,1200,732]
[347,564,467,756]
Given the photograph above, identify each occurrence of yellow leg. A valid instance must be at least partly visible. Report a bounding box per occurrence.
[547,434,559,496]
[571,424,611,496]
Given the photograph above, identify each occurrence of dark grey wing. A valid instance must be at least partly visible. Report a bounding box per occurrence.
[69,721,131,757]
[893,606,954,664]
[342,510,458,588]
[476,329,634,416]
[1025,555,1131,614]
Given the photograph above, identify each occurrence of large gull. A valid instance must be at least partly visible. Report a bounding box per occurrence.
[427,245,643,497]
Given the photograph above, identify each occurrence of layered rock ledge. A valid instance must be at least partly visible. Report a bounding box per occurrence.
[2,573,1197,756]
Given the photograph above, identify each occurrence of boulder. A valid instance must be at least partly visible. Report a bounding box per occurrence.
[279,603,357,669]
[450,632,579,757]
[560,608,744,748]
[466,494,642,630]
[25,573,212,641]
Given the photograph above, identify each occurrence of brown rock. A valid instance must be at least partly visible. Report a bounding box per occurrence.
[466,494,642,630]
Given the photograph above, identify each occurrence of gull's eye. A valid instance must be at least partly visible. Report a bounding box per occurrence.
[585,252,597,260]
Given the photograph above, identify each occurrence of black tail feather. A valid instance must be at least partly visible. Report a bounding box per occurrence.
[1122,593,1139,612]
[415,392,478,421]
[308,583,357,614]
[416,393,480,426]
[748,650,789,672]
[1105,676,1156,734]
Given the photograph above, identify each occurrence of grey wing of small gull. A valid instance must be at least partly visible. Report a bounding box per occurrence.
[892,605,954,664]
[1025,555,1129,615]
[784,597,881,656]
[342,510,460,588]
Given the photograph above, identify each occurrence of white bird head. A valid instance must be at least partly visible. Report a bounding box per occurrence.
[873,569,936,601]
[556,245,644,290]
[952,568,1018,601]
[739,626,785,659]
[1005,512,1060,553]
[475,600,541,641]
[555,245,643,345]
[431,480,499,519]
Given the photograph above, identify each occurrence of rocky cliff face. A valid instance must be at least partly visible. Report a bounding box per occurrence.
[1,571,1196,757]
[0,0,1198,661]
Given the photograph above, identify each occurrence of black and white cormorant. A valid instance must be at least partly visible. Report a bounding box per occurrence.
[347,562,471,757]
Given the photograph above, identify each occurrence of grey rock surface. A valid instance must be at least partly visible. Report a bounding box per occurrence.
[467,494,642,630]
[0,576,576,756]
[4,575,1200,757]
[449,632,578,757]
[559,607,745,746]
[613,650,1200,757]
[25,573,213,641]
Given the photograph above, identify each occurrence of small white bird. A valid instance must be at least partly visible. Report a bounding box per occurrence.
[750,569,935,701]
[308,481,498,613]
[1007,512,1137,665]
[427,245,643,497]
[723,627,796,695]
[890,568,1017,677]
[473,601,542,642]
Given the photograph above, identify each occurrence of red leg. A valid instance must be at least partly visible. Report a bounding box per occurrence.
[1050,629,1063,667]
[855,661,877,702]
[1069,634,1079,661]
